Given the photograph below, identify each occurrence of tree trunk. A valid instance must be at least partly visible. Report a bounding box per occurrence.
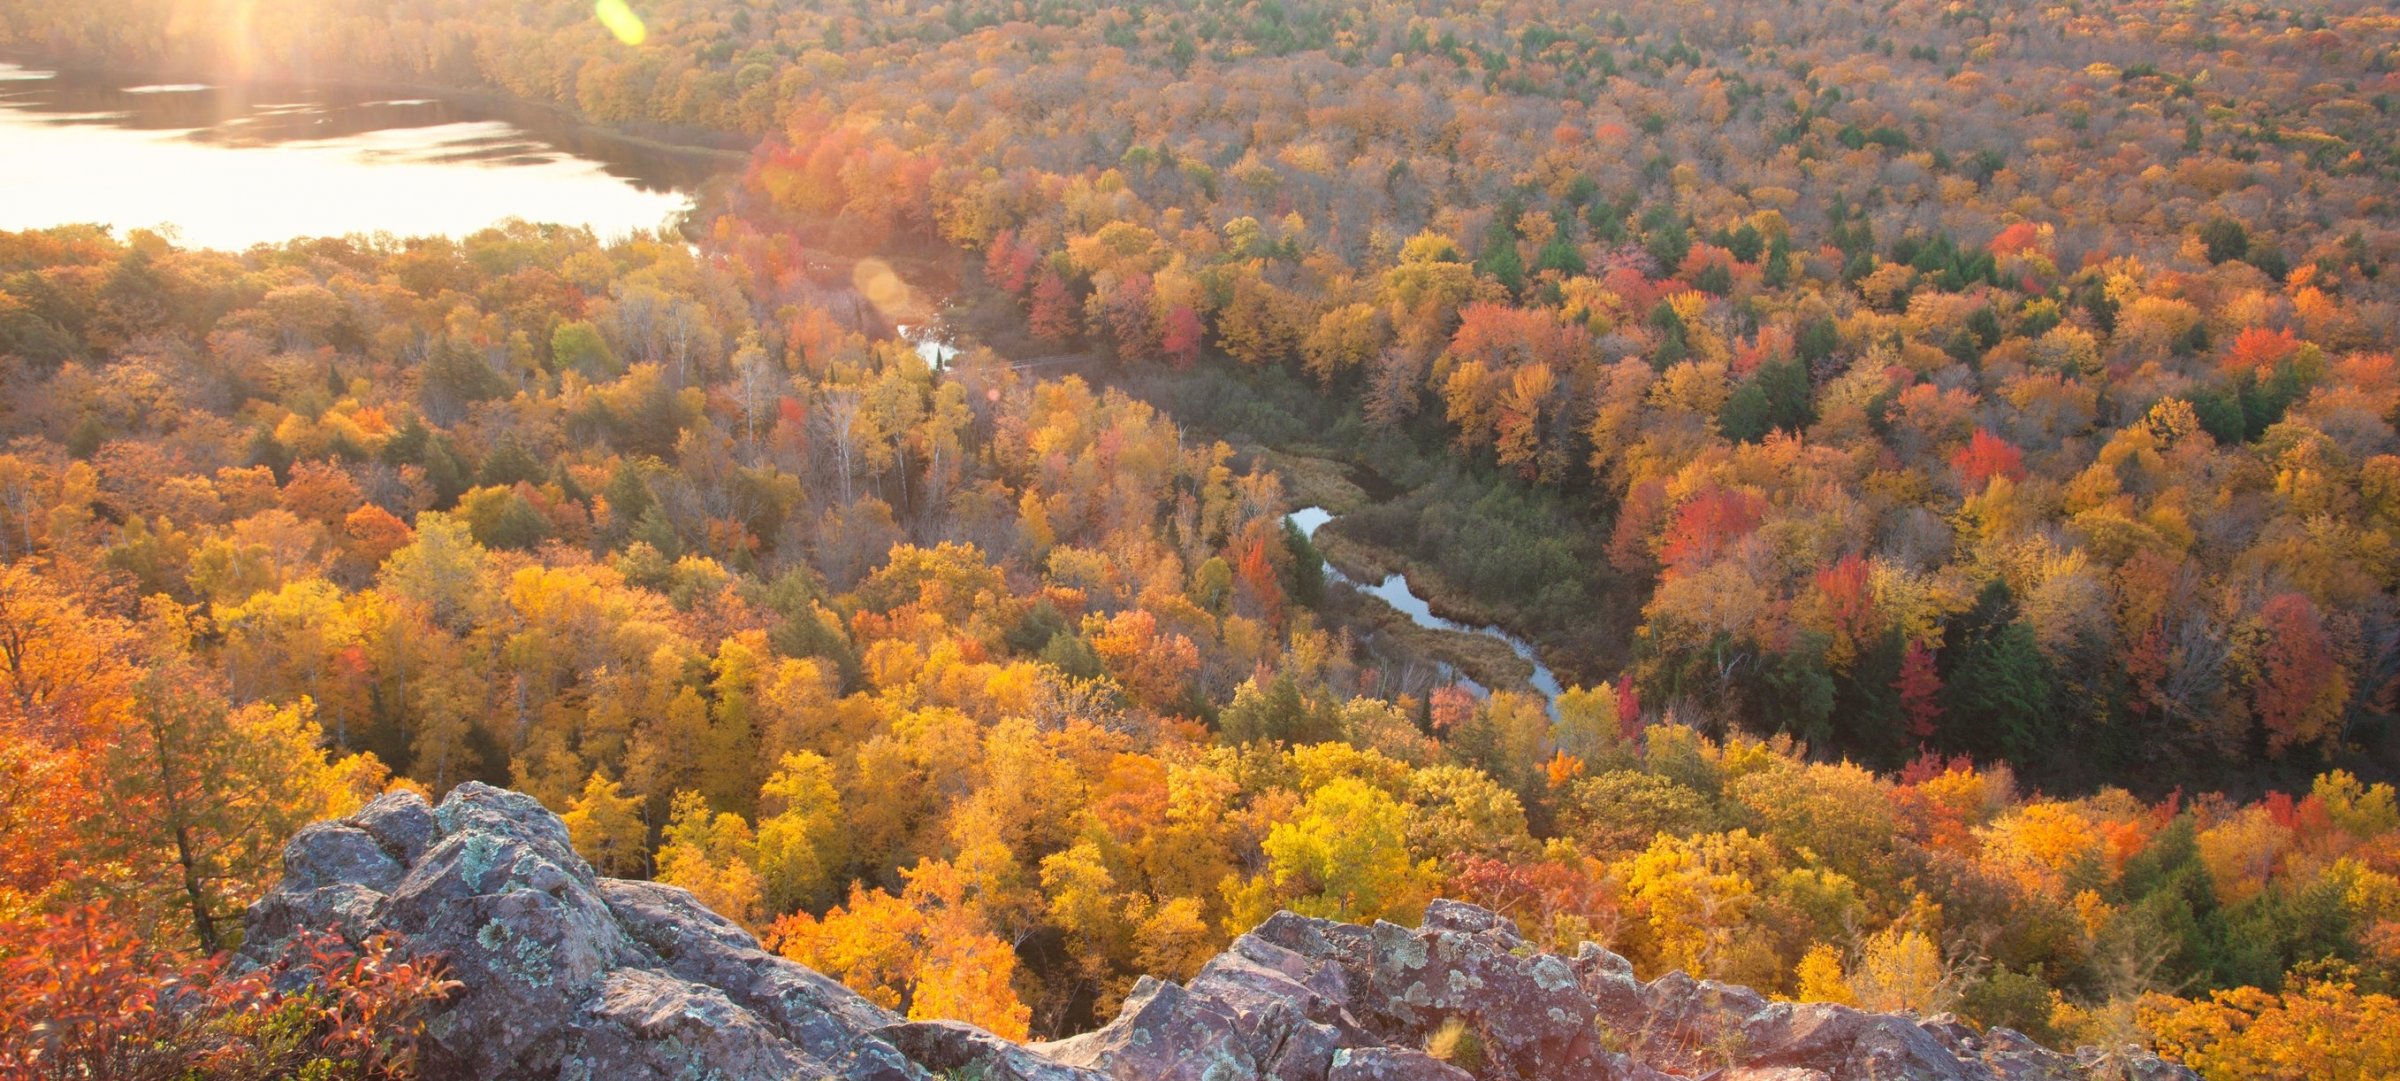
[175,822,219,953]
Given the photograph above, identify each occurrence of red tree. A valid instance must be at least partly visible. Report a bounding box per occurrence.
[1895,640,1944,741]
[1815,554,1878,649]
[1988,222,2045,257]
[2223,326,2300,377]
[1657,487,1766,572]
[2253,593,2342,755]
[1160,304,1205,368]
[1027,270,1079,345]
[1951,428,2027,491]
[1616,682,1644,743]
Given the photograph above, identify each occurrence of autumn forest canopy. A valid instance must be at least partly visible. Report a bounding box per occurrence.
[5,0,2400,1076]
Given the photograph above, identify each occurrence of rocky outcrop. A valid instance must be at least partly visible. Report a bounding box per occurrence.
[244,784,2198,1081]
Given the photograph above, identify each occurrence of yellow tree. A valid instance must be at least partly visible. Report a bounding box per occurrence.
[2143,973,2400,1081]
[1848,923,1959,1015]
[562,771,648,877]
[755,752,847,914]
[1614,830,1780,985]
[1242,777,1435,925]
[654,790,765,931]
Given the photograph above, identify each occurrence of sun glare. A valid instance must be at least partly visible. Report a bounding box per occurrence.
[594,0,647,46]
[852,257,915,319]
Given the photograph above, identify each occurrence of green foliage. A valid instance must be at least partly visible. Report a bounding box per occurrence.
[1220,672,1339,745]
[1959,967,2060,1044]
[1039,630,1104,680]
[1718,359,1815,442]
[1283,519,1326,608]
[1338,466,1591,628]
[2199,218,2250,265]
[1641,206,1691,272]
[1936,584,2057,761]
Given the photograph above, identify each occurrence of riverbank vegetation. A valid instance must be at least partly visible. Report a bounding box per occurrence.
[2,0,2400,1073]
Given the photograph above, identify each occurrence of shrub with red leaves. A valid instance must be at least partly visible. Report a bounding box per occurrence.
[0,906,458,1081]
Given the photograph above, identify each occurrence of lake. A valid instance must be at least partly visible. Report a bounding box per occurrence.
[0,62,714,249]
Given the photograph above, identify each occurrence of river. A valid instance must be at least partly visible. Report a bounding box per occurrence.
[0,61,1545,708]
[0,62,707,248]
[1287,506,1565,712]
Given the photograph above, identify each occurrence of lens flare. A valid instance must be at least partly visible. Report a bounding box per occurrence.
[852,257,914,319]
[595,0,647,46]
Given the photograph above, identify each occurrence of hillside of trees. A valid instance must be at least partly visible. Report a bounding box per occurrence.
[21,0,2394,784]
[3,0,2400,1077]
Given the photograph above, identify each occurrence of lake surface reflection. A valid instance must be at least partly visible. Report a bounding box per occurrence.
[0,62,709,249]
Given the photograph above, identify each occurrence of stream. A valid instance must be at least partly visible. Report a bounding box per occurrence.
[1286,506,1564,713]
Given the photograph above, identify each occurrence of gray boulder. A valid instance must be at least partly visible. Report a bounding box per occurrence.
[240,783,923,1081]
[878,1020,1110,1081]
[1032,976,1260,1081]
[245,788,2202,1081]
[1326,1047,1475,1081]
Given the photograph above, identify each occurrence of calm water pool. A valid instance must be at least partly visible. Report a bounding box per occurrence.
[0,62,707,248]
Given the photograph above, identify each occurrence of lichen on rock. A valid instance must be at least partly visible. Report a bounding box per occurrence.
[245,785,2200,1081]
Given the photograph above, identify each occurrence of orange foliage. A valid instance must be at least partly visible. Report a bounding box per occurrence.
[2222,326,2301,377]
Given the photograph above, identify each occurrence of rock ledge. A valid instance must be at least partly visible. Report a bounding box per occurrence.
[245,784,2196,1081]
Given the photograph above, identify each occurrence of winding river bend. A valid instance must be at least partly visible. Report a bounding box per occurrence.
[1286,506,1565,712]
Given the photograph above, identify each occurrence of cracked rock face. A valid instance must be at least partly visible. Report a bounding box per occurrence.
[242,783,920,1080]
[245,785,2199,1081]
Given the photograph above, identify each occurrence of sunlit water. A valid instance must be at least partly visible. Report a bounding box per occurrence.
[1287,506,1565,710]
[0,63,702,248]
[897,323,961,370]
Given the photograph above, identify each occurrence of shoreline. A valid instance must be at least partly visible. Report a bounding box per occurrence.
[0,51,753,181]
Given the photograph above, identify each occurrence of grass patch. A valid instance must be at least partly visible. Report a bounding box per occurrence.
[1241,444,1368,514]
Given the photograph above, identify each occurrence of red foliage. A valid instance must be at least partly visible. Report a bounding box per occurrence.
[2223,326,2301,378]
[1897,749,1975,787]
[1430,684,1480,734]
[1607,479,1672,577]
[984,228,1025,292]
[1447,302,1589,371]
[1600,265,1659,311]
[1616,683,1643,743]
[1988,222,2045,257]
[1895,639,1944,741]
[1656,486,1765,572]
[1888,752,1989,854]
[1233,535,1284,623]
[1950,428,2027,491]
[1814,554,1877,647]
[2253,592,2341,755]
[0,907,456,1080]
[2257,790,2331,837]
[1094,272,1157,359]
[1448,855,1614,935]
[1160,304,1205,369]
[1676,244,1736,283]
[1027,270,1079,346]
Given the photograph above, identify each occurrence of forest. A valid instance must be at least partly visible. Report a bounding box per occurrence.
[4,0,2400,1077]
